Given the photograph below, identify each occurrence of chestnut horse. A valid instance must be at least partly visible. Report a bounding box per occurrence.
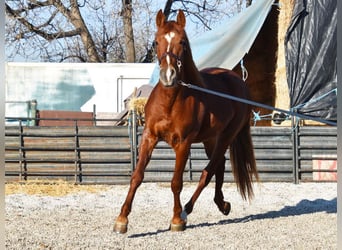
[114,10,258,234]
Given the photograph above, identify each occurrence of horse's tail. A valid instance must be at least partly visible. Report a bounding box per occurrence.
[230,122,259,201]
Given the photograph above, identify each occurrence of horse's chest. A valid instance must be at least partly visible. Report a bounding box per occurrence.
[152,112,197,147]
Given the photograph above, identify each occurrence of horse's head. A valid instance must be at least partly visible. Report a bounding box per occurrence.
[154,10,188,87]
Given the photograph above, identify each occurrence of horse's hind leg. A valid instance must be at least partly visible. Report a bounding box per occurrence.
[213,157,231,216]
[113,130,158,234]
[184,140,229,216]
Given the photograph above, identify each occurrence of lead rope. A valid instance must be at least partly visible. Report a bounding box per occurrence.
[240,59,248,81]
[177,80,337,126]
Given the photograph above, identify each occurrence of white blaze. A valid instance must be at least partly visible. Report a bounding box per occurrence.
[164,32,175,82]
[164,32,175,52]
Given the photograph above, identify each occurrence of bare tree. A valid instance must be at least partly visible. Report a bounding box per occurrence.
[6,0,103,62]
[121,0,136,62]
[5,0,129,62]
[5,0,243,62]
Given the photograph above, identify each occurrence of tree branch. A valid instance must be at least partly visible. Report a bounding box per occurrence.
[5,0,52,15]
[60,54,86,62]
[6,3,80,41]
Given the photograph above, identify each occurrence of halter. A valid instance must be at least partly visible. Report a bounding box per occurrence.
[154,36,187,72]
[157,51,182,72]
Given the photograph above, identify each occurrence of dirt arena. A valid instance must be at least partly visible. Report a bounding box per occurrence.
[5,182,337,249]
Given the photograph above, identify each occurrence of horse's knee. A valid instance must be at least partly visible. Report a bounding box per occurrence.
[171,178,182,194]
[130,168,145,185]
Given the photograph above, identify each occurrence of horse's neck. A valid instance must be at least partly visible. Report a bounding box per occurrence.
[182,56,205,87]
[151,83,180,115]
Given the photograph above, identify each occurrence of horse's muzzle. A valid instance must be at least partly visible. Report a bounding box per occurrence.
[159,66,177,87]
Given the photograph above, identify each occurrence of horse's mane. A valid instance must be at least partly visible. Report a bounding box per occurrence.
[181,30,206,87]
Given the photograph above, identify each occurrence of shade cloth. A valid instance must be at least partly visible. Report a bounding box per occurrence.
[149,0,275,84]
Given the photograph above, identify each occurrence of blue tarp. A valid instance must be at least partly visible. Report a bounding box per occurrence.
[150,0,275,84]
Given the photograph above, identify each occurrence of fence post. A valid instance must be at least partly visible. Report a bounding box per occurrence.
[188,150,193,181]
[74,121,82,183]
[129,110,138,172]
[18,120,25,181]
[27,99,37,126]
[93,104,96,126]
[292,115,300,184]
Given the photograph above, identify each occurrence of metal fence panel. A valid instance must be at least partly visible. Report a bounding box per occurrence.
[5,125,132,183]
[5,118,337,183]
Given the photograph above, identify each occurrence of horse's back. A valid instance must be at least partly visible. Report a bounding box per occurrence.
[200,67,240,78]
[189,67,251,142]
[200,67,249,98]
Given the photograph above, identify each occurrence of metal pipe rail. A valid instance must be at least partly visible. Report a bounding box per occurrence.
[5,113,337,184]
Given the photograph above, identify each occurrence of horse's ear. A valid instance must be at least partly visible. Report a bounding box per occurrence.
[177,10,186,28]
[156,10,165,28]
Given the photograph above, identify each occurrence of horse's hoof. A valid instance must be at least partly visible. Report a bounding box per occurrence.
[222,201,231,216]
[170,222,186,232]
[113,221,128,234]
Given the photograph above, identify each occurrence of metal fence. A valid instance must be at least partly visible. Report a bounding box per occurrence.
[5,113,337,184]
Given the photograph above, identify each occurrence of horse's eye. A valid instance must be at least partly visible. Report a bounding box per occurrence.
[180,40,187,51]
[152,40,158,48]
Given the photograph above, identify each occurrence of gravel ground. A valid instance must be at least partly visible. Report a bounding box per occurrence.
[6,182,337,249]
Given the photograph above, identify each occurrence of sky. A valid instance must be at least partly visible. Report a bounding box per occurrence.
[5,0,244,62]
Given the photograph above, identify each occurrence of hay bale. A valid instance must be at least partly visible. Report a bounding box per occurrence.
[115,85,153,126]
[274,0,295,126]
[128,97,147,113]
[128,97,148,126]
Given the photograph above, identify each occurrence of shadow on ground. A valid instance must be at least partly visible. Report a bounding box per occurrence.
[128,198,336,238]
[215,198,337,224]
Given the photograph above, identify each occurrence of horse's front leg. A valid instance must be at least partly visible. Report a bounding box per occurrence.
[170,142,191,232]
[113,131,158,234]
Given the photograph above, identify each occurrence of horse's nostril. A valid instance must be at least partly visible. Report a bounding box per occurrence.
[160,66,177,86]
[170,68,176,77]
[166,66,176,81]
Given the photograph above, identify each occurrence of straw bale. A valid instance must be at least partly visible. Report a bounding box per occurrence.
[5,179,109,196]
[128,97,147,113]
[128,97,148,126]
[274,0,294,126]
